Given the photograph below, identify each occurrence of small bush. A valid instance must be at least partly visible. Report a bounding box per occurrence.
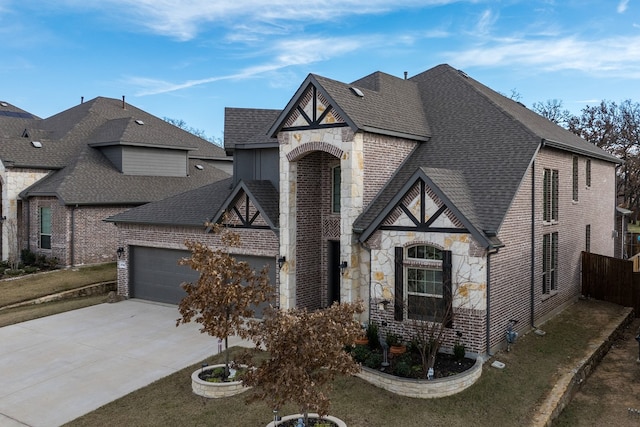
[20,249,36,266]
[393,360,412,377]
[454,342,466,361]
[364,352,383,369]
[366,322,380,351]
[24,266,39,274]
[351,344,371,364]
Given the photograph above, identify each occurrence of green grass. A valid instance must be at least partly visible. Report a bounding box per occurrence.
[64,299,628,427]
[0,295,110,327]
[0,263,116,307]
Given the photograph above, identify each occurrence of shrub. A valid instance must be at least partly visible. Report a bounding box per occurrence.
[393,360,412,377]
[454,342,466,361]
[364,352,383,369]
[351,344,371,364]
[20,249,36,266]
[24,266,39,274]
[386,332,402,347]
[366,321,380,351]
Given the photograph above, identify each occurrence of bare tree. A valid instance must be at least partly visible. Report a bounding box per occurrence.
[240,302,364,425]
[568,100,640,211]
[163,117,223,146]
[532,99,573,127]
[176,224,274,378]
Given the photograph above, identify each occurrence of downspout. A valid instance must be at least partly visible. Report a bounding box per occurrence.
[70,205,75,267]
[26,201,30,251]
[485,251,491,356]
[530,161,536,328]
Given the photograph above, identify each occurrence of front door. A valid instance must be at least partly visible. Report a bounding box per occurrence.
[328,240,341,305]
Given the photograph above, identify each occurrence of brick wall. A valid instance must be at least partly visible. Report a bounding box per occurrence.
[488,147,616,352]
[24,197,131,266]
[363,134,416,208]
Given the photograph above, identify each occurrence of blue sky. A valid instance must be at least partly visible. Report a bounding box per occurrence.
[2,1,640,141]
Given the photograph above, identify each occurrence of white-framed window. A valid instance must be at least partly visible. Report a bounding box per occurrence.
[40,206,51,250]
[331,165,341,214]
[405,244,444,321]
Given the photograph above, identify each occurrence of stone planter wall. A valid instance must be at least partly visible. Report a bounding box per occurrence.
[266,413,347,427]
[191,364,249,399]
[356,356,483,398]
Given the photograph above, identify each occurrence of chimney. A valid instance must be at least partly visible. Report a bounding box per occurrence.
[122,96,126,109]
[404,71,408,80]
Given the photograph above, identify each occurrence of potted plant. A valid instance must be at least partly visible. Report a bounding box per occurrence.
[354,322,369,346]
[386,332,406,355]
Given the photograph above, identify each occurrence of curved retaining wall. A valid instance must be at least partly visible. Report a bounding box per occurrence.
[191,364,249,398]
[355,356,483,398]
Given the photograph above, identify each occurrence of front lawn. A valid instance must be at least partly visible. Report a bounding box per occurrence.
[0,262,116,307]
[65,299,627,427]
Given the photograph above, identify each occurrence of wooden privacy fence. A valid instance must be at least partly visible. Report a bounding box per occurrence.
[581,251,640,317]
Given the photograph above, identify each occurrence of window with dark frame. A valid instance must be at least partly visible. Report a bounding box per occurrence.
[331,165,341,213]
[543,168,559,223]
[586,159,591,188]
[586,224,591,253]
[542,232,558,294]
[40,207,51,250]
[572,156,579,201]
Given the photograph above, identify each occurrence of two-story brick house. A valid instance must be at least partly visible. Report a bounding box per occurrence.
[0,97,231,266]
[109,64,620,356]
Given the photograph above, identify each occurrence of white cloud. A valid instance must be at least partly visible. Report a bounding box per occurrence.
[129,35,373,95]
[64,0,464,41]
[475,9,497,36]
[447,35,640,78]
[618,0,630,13]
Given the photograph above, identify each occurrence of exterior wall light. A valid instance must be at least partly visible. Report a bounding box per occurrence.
[116,247,125,258]
[277,256,286,269]
[339,261,348,274]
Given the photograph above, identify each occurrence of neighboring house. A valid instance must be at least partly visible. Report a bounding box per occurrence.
[109,64,620,356]
[0,97,231,266]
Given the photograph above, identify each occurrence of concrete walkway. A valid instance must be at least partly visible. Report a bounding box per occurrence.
[0,300,252,427]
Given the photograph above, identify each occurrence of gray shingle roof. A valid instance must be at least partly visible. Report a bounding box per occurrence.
[224,108,280,152]
[105,178,234,227]
[269,73,430,141]
[7,97,231,205]
[354,64,620,242]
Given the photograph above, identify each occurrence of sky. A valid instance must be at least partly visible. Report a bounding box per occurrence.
[2,0,640,142]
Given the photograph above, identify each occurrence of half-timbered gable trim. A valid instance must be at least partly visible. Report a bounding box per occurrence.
[210,180,279,231]
[358,168,499,250]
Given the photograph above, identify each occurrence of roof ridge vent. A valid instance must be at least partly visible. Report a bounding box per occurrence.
[457,69,469,78]
[349,87,364,98]
[0,102,8,107]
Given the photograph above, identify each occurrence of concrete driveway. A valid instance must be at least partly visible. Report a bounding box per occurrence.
[0,300,252,427]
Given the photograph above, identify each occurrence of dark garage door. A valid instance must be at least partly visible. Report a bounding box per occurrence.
[129,246,276,309]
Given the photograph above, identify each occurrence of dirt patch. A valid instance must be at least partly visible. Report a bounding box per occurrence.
[555,317,640,426]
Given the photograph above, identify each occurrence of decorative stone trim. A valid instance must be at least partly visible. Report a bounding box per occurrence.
[355,356,483,398]
[191,364,249,399]
[266,413,347,427]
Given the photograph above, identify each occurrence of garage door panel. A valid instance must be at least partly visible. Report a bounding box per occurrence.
[130,246,275,313]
